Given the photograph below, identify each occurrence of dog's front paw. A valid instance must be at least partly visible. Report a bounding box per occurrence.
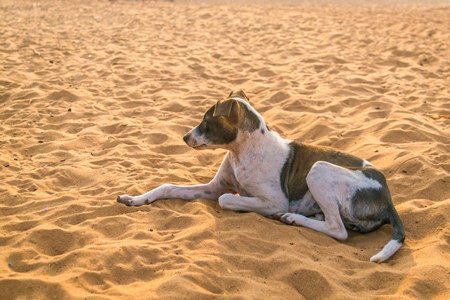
[271,212,285,220]
[117,195,134,206]
[276,212,295,225]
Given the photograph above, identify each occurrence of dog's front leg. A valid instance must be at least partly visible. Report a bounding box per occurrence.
[117,182,231,206]
[218,194,286,217]
[117,154,238,206]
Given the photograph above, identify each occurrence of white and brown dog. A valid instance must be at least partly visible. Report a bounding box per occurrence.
[118,90,405,263]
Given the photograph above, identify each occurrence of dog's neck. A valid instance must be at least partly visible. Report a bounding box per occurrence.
[227,120,286,164]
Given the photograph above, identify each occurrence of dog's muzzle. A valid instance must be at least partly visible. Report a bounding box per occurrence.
[183,131,208,150]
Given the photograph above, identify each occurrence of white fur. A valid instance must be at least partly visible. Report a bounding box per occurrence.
[370,240,403,263]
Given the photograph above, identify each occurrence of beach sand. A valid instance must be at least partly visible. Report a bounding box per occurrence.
[1,0,450,298]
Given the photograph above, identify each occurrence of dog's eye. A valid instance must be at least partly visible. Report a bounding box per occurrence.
[204,119,221,133]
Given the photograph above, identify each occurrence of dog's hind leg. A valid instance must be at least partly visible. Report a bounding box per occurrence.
[277,161,383,240]
[278,161,405,263]
[278,200,348,240]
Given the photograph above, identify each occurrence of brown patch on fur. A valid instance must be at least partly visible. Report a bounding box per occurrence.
[280,142,365,201]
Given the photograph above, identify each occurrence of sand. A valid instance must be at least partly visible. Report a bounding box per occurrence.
[1,0,450,299]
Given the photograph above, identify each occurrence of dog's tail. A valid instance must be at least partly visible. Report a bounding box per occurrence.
[370,207,405,263]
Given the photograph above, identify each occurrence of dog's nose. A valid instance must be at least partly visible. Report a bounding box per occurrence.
[183,133,190,144]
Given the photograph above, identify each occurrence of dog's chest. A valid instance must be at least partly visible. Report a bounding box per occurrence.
[228,147,288,199]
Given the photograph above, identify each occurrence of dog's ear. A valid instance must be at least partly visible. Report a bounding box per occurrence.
[236,90,249,102]
[227,90,250,102]
[213,99,236,117]
[214,99,241,125]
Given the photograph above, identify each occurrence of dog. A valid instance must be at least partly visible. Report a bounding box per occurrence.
[117,90,405,263]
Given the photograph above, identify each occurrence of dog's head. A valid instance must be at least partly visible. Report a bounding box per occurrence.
[183,91,262,150]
